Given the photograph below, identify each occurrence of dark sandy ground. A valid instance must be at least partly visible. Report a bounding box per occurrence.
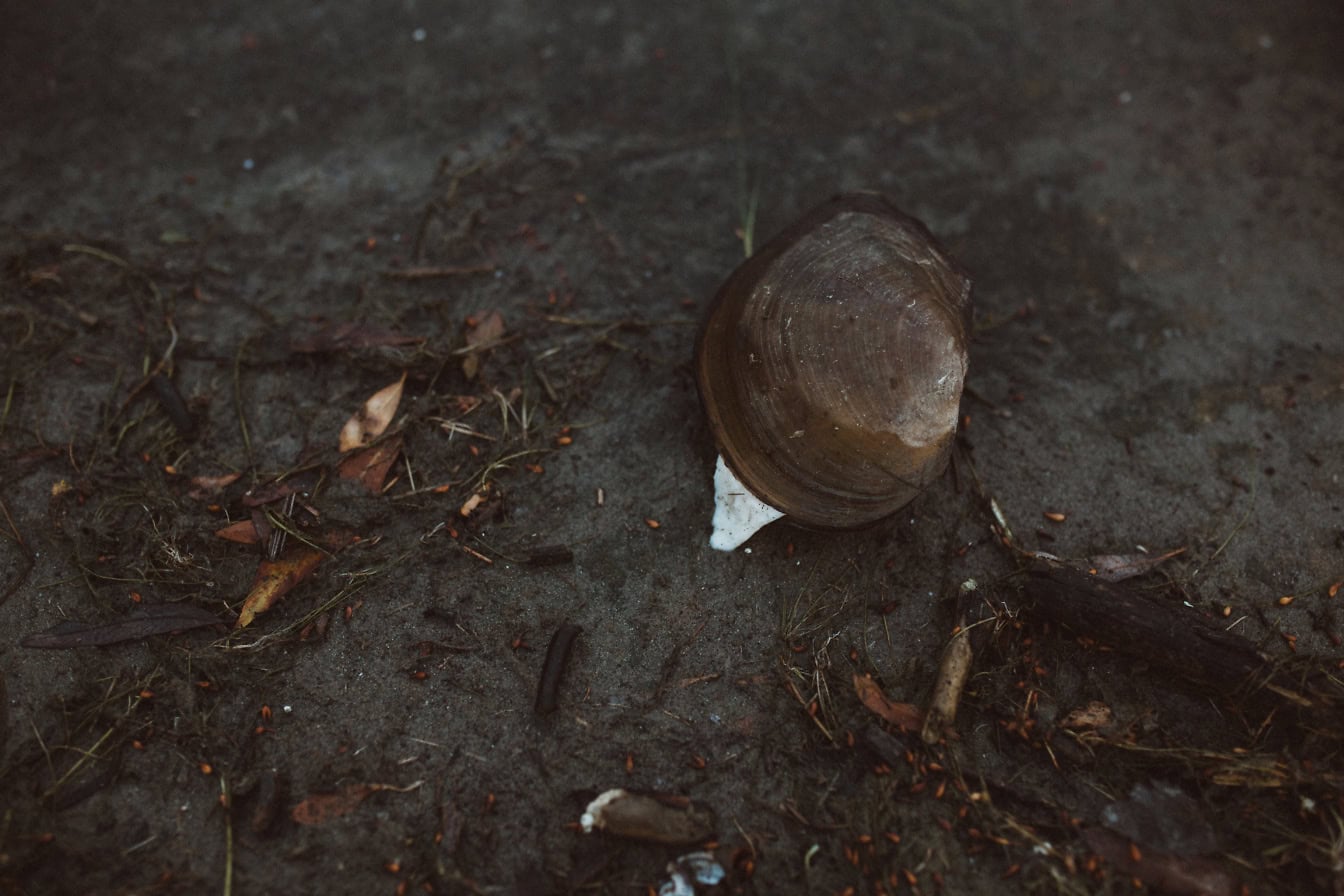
[2,2,1343,894]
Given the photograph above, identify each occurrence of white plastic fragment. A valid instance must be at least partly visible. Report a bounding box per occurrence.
[580,788,626,833]
[708,455,784,551]
[658,851,726,896]
[659,872,694,896]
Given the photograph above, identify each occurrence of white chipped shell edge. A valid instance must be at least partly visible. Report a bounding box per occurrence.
[709,455,784,551]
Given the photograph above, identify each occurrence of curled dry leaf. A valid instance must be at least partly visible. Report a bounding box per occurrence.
[339,373,406,452]
[461,310,505,381]
[337,432,404,494]
[235,547,324,629]
[187,472,242,500]
[854,673,924,731]
[1087,548,1186,582]
[215,519,261,544]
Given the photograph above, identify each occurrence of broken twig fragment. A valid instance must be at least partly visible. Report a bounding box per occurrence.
[922,620,974,744]
[524,544,574,567]
[534,623,582,714]
[1023,560,1267,691]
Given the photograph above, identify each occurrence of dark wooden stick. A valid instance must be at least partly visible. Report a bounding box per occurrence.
[1023,561,1267,690]
[1022,560,1342,730]
[534,623,582,715]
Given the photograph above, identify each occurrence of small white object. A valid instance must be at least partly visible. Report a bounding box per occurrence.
[708,455,783,551]
[242,158,255,171]
[412,27,427,42]
[659,873,694,896]
[659,851,725,896]
[580,788,627,833]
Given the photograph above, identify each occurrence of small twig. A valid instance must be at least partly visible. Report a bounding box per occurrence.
[232,339,254,470]
[0,496,35,607]
[539,314,696,328]
[382,264,495,280]
[265,492,298,561]
[922,610,975,744]
[221,774,234,896]
[62,243,131,268]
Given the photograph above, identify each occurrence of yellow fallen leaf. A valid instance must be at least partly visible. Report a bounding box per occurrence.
[235,547,324,628]
[339,373,405,452]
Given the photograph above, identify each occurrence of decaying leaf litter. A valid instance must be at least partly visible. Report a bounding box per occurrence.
[3,80,1344,896]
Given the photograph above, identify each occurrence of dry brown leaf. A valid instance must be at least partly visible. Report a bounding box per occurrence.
[1086,548,1186,581]
[22,604,224,648]
[1059,700,1115,731]
[339,373,405,452]
[187,472,242,500]
[290,783,378,825]
[235,546,324,629]
[854,673,924,730]
[461,310,505,380]
[215,520,261,544]
[337,432,403,494]
[290,780,419,825]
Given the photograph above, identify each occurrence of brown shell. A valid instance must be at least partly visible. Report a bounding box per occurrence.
[695,192,972,529]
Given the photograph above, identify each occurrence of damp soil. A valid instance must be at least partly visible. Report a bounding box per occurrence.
[2,3,1343,895]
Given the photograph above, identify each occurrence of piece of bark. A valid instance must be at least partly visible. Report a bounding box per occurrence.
[1022,560,1343,728]
[922,621,974,744]
[534,623,582,715]
[1023,561,1267,691]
